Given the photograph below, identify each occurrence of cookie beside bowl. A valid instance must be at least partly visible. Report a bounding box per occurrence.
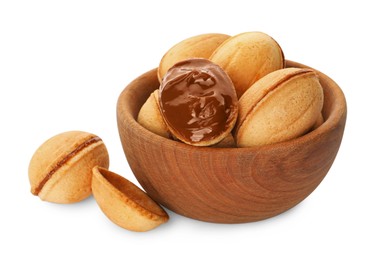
[116,60,347,223]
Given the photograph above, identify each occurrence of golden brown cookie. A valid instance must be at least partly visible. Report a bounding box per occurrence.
[235,68,324,147]
[137,89,170,138]
[312,113,324,130]
[212,133,236,148]
[28,131,109,203]
[210,31,285,98]
[158,33,230,82]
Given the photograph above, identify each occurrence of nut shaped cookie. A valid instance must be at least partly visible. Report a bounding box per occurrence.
[236,68,324,147]
[212,133,236,148]
[210,31,284,98]
[158,33,230,82]
[137,89,170,138]
[92,166,169,232]
[28,131,109,203]
[312,113,324,130]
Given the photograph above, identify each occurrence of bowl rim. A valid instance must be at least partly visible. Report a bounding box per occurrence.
[117,60,347,154]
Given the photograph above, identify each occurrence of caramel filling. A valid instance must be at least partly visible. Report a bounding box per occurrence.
[159,58,237,144]
[33,136,102,195]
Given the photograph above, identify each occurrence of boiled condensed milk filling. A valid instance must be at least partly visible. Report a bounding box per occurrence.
[159,58,238,146]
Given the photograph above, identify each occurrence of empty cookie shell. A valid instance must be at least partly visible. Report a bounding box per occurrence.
[92,166,169,232]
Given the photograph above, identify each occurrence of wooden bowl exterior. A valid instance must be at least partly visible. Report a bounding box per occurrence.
[117,61,347,223]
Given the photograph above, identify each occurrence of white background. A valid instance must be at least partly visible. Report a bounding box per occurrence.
[1,0,380,259]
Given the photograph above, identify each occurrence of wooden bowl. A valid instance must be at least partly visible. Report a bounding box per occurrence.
[117,61,347,223]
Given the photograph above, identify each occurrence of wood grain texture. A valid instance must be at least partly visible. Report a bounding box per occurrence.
[117,61,347,223]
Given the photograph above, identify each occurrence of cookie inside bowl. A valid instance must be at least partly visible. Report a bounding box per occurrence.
[117,60,346,223]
